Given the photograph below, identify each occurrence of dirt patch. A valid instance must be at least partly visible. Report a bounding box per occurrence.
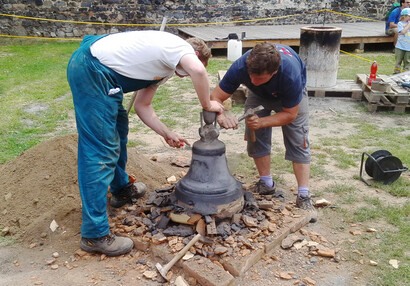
[0,134,180,243]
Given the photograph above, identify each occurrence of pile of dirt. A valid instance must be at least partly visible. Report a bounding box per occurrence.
[0,134,179,243]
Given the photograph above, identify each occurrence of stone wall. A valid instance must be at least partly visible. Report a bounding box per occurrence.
[0,0,393,38]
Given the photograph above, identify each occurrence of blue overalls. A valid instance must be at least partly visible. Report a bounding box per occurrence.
[67,35,159,238]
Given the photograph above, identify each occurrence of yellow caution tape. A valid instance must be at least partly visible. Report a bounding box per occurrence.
[0,9,390,68]
[340,50,373,62]
[0,9,378,26]
[0,34,81,41]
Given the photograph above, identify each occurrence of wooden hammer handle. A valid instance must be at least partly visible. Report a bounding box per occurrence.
[250,130,256,142]
[164,233,202,271]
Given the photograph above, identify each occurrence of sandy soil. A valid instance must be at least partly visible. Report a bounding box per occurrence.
[0,95,408,286]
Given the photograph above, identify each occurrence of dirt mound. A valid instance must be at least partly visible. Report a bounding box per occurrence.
[0,134,178,243]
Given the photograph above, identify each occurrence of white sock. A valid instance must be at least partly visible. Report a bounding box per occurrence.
[298,187,309,197]
[260,175,273,188]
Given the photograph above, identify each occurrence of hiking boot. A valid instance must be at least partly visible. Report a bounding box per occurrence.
[249,180,276,195]
[296,194,318,223]
[80,233,134,256]
[110,181,147,208]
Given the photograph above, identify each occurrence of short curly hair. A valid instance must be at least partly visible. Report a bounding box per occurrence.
[186,37,212,64]
[246,42,281,75]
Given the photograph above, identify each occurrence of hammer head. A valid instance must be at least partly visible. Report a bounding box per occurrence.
[238,105,264,122]
[155,262,169,280]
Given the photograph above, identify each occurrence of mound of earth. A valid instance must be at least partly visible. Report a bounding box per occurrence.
[0,134,179,243]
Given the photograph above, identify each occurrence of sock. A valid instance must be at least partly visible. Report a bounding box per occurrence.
[298,187,309,197]
[260,175,273,188]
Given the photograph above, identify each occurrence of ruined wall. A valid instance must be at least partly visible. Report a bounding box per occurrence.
[0,0,392,38]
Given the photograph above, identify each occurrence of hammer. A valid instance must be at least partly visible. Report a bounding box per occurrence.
[238,105,264,142]
[155,233,202,280]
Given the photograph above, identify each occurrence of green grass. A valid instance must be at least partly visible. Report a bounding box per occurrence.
[351,202,410,285]
[338,51,396,79]
[0,40,79,162]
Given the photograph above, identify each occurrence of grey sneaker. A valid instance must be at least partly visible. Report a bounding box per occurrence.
[296,194,318,223]
[249,180,276,195]
[80,233,134,256]
[110,182,147,208]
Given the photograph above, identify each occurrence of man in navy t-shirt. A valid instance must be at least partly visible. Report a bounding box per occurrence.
[211,42,316,222]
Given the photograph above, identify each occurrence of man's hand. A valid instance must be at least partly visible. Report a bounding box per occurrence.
[164,131,189,148]
[205,100,225,114]
[217,113,239,129]
[246,114,262,130]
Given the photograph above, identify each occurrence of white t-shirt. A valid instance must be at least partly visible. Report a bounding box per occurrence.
[90,31,195,81]
[396,21,410,51]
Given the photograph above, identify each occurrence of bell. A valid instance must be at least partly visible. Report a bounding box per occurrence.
[175,110,244,218]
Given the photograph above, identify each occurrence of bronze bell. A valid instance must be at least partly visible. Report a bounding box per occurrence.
[175,110,244,218]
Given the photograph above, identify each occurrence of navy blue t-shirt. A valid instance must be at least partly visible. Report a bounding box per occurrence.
[219,44,306,108]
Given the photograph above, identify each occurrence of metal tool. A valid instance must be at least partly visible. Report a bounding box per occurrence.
[155,233,202,280]
[238,105,264,142]
[237,105,264,122]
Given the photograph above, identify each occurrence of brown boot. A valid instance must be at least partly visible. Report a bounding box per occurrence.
[110,182,146,208]
[80,233,133,256]
[296,194,318,223]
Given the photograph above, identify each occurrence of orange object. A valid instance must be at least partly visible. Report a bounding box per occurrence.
[128,174,135,183]
[368,61,377,86]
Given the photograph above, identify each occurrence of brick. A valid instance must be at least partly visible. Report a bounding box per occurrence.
[151,243,175,264]
[264,212,310,253]
[131,237,150,252]
[182,257,235,286]
[221,246,265,277]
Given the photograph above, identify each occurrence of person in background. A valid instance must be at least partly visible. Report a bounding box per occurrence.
[211,42,317,224]
[67,30,224,256]
[386,0,410,46]
[394,8,410,73]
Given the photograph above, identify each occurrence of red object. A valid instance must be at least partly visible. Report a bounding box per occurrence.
[368,61,377,86]
[128,174,135,183]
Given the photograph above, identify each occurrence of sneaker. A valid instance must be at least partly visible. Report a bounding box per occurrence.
[80,233,134,256]
[296,194,318,223]
[110,181,147,208]
[249,180,276,195]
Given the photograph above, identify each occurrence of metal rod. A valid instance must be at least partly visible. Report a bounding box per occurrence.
[160,16,168,31]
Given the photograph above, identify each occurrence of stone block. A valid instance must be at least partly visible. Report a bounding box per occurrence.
[220,246,265,277]
[265,212,310,253]
[182,257,235,286]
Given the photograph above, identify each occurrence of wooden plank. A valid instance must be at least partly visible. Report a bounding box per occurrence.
[365,101,409,113]
[218,70,227,81]
[355,74,370,91]
[380,95,393,105]
[307,79,363,98]
[364,91,382,103]
[377,74,410,104]
[178,21,393,49]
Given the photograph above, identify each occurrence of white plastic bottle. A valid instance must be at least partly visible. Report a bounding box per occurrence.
[227,39,242,61]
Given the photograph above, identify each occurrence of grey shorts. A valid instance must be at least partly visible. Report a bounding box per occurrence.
[386,28,397,36]
[245,89,311,164]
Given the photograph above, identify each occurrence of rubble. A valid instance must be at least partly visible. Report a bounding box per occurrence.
[76,178,312,283]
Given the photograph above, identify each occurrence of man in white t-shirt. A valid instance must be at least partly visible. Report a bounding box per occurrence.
[67,31,224,256]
